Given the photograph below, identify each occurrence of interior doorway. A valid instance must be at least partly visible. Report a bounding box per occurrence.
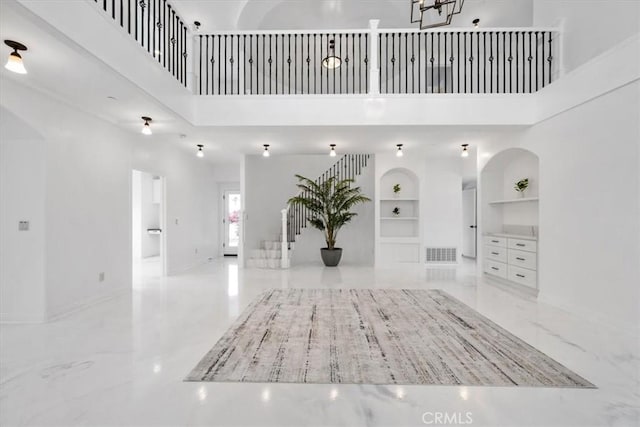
[462,187,477,258]
[223,190,241,256]
[132,170,166,281]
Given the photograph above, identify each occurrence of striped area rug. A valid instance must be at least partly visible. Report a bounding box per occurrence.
[186,289,594,387]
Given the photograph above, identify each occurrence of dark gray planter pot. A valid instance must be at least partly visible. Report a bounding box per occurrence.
[320,248,343,267]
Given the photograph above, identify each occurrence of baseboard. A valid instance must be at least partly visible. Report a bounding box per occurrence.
[538,291,640,340]
[0,312,47,324]
[166,256,214,276]
[46,287,129,322]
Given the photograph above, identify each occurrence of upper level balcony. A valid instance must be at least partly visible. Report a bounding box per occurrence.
[10,0,638,127]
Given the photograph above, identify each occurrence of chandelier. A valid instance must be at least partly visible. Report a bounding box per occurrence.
[410,0,465,30]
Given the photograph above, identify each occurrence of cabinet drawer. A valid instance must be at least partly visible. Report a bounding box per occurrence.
[485,260,508,279]
[484,236,506,248]
[507,238,537,252]
[485,245,507,263]
[508,249,537,270]
[508,265,537,288]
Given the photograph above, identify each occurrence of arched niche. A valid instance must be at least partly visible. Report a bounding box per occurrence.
[380,167,419,200]
[481,147,539,236]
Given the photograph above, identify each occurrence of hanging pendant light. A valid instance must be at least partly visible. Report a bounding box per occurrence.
[141,116,153,135]
[322,39,341,69]
[461,143,469,158]
[4,40,28,74]
[396,144,404,157]
[196,144,204,158]
[329,144,337,157]
[410,0,464,30]
[263,144,270,157]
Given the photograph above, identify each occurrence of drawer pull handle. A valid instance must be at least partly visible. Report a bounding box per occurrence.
[491,267,499,271]
[491,240,499,243]
[491,252,499,255]
[516,243,525,247]
[516,257,525,261]
[516,274,525,278]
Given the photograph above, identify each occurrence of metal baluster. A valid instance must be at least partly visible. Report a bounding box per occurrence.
[404,33,408,93]
[443,32,447,93]
[295,34,298,94]
[364,34,368,92]
[430,33,434,93]
[332,33,336,94]
[548,33,553,85]
[200,35,203,95]
[535,31,539,92]
[528,31,532,93]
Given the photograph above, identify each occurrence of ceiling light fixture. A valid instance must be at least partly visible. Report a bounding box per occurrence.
[263,144,270,157]
[322,39,341,69]
[196,144,204,158]
[396,144,404,157]
[472,18,480,28]
[4,40,28,74]
[461,143,469,158]
[410,0,464,30]
[141,116,153,135]
[329,144,337,157]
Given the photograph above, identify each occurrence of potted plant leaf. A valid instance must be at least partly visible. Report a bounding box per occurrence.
[514,178,529,197]
[288,174,370,267]
[393,183,401,198]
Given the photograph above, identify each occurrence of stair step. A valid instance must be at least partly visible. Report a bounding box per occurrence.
[246,258,283,269]
[250,249,286,259]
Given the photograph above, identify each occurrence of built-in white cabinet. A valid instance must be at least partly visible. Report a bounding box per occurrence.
[481,148,539,292]
[484,234,538,290]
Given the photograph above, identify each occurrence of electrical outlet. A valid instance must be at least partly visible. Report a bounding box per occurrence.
[175,218,179,225]
[18,221,29,231]
[99,272,105,282]
[195,248,198,254]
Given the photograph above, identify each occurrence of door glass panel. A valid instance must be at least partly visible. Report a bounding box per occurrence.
[227,193,241,248]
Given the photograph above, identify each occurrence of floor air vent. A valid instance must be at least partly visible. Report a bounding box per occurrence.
[425,247,457,263]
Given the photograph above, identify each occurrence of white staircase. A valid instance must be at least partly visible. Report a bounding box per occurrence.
[245,239,293,269]
[245,154,371,269]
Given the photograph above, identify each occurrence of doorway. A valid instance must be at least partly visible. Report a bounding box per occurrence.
[462,187,477,258]
[132,170,166,281]
[223,190,241,256]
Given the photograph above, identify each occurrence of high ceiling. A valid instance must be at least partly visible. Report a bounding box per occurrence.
[0,0,529,167]
[171,0,533,32]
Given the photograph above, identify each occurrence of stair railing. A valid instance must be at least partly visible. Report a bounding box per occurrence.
[281,154,371,268]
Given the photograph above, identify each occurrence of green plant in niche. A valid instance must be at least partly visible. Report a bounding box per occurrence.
[393,184,401,194]
[288,175,371,250]
[514,178,529,193]
[392,207,400,216]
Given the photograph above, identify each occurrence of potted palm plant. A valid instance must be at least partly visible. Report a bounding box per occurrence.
[288,174,371,267]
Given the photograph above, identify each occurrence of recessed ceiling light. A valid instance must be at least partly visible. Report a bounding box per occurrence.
[4,40,28,74]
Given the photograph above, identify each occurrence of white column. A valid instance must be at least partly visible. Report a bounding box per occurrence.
[368,19,380,95]
[281,209,289,269]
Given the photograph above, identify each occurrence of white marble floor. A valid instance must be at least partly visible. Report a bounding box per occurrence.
[1,258,638,427]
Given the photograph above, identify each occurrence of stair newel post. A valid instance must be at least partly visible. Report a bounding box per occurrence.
[281,208,289,268]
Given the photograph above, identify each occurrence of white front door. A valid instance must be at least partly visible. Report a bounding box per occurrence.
[223,191,241,256]
[462,188,477,258]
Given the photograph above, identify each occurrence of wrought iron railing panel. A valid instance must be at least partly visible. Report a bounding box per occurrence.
[378,30,555,94]
[196,32,370,95]
[92,0,188,87]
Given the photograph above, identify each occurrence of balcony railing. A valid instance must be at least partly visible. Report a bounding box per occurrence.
[196,31,370,95]
[195,25,559,96]
[92,0,188,87]
[378,30,555,94]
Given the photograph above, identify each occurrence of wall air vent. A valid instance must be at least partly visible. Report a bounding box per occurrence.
[425,247,457,263]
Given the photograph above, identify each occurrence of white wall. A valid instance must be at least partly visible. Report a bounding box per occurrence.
[0,79,218,321]
[478,81,640,331]
[0,108,46,322]
[424,155,464,255]
[243,154,375,266]
[534,0,640,73]
[140,172,161,258]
